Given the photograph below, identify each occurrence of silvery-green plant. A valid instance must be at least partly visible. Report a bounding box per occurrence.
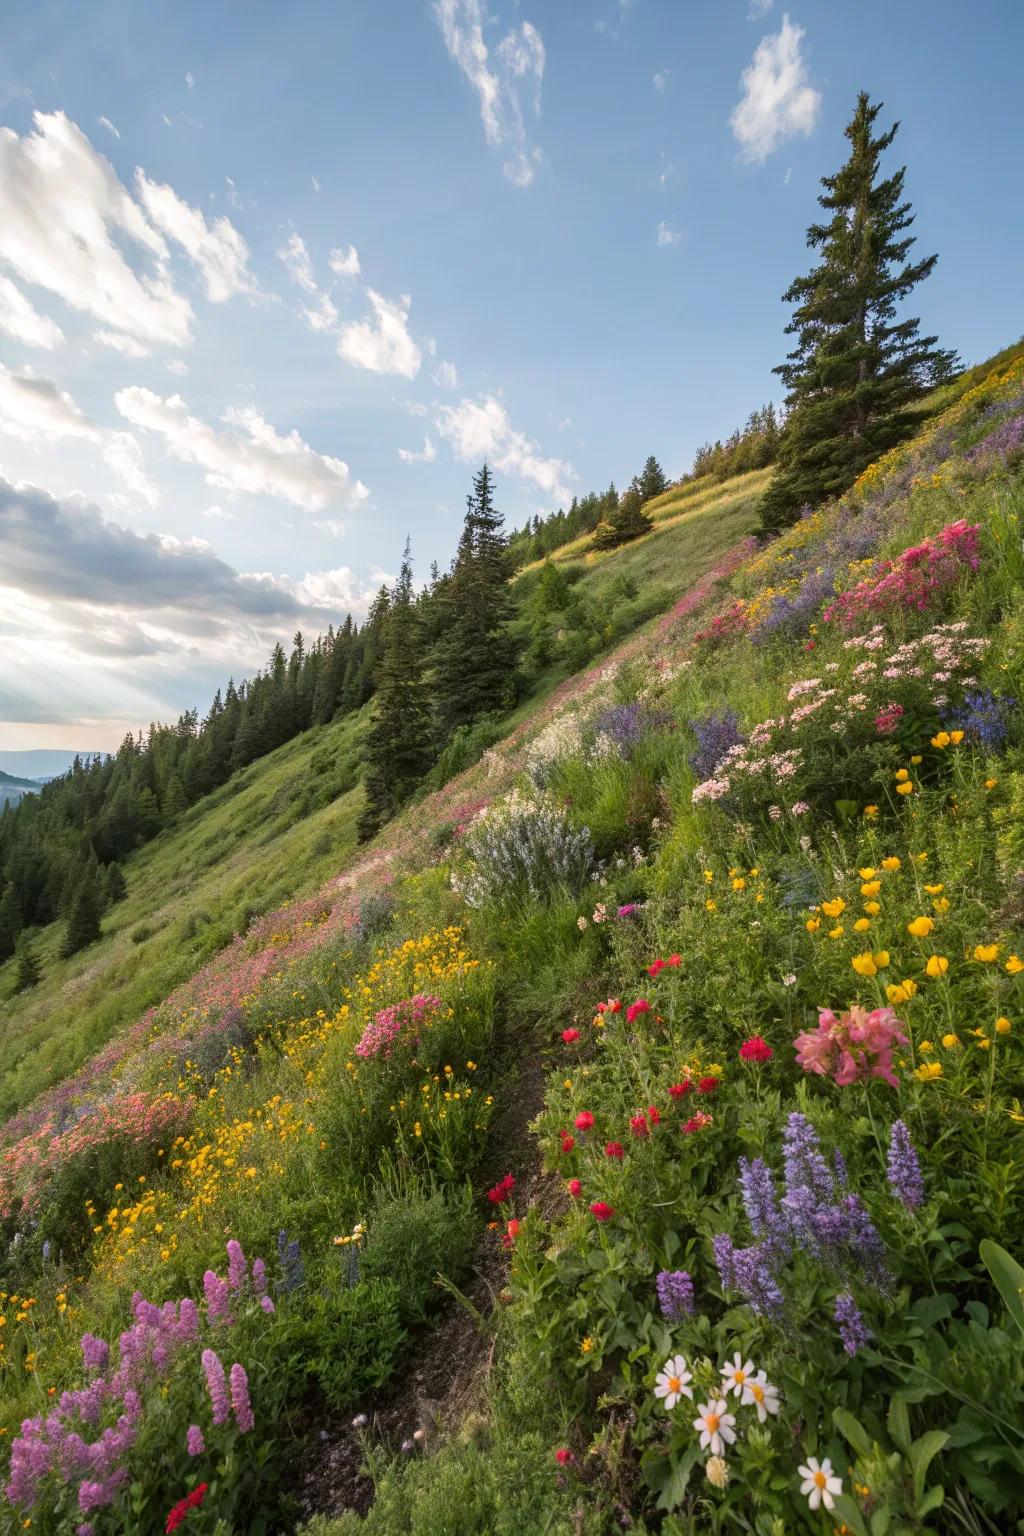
[456,790,595,908]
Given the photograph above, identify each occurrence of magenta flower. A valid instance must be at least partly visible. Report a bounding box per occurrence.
[794,1006,907,1088]
[201,1349,230,1426]
[229,1363,255,1433]
[226,1239,247,1292]
[186,1424,205,1457]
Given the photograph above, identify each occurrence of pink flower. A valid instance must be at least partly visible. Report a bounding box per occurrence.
[554,1448,573,1466]
[562,1028,581,1044]
[574,1111,595,1132]
[629,1113,649,1138]
[560,1133,575,1154]
[590,1202,615,1222]
[682,1112,713,1134]
[568,1178,582,1198]
[604,1141,624,1159]
[626,999,651,1023]
[696,1076,719,1094]
[794,1005,907,1088]
[668,1082,691,1099]
[739,1036,773,1063]
[647,959,666,978]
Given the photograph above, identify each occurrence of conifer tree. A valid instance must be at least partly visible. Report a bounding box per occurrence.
[103,863,127,907]
[761,92,956,533]
[61,880,101,958]
[592,487,654,550]
[635,455,669,504]
[0,884,20,962]
[358,541,433,841]
[13,935,40,993]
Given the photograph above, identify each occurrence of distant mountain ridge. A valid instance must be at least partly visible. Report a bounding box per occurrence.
[0,749,99,780]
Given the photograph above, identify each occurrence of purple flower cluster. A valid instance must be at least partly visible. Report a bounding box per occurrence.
[967,411,1024,467]
[594,702,673,759]
[655,1269,694,1320]
[277,1229,305,1293]
[834,1291,871,1356]
[687,708,744,783]
[886,1120,925,1211]
[946,689,1014,751]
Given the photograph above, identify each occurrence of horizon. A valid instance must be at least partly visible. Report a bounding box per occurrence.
[1,0,1021,753]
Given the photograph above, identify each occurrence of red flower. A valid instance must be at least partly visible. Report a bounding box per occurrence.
[166,1484,208,1534]
[696,1076,719,1094]
[647,1105,661,1125]
[607,999,622,1014]
[487,1173,515,1204]
[647,959,666,978]
[574,1111,595,1132]
[590,1201,615,1222]
[501,1218,521,1249]
[739,1035,773,1063]
[682,1112,713,1134]
[626,999,651,1024]
[568,1178,582,1197]
[629,1113,649,1139]
[562,1027,581,1044]
[668,1082,691,1099]
[667,954,681,968]
[604,1140,624,1159]
[595,1001,607,1013]
[560,1133,575,1155]
[554,1448,573,1465]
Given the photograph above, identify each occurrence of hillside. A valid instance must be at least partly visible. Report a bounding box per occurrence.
[0,770,38,807]
[1,343,1023,1535]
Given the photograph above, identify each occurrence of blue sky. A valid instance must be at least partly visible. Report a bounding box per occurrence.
[0,0,1019,750]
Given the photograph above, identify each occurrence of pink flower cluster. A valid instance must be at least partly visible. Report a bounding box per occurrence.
[824,520,981,627]
[794,1005,908,1088]
[354,994,443,1059]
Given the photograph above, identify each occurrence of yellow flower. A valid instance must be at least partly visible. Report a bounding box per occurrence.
[732,877,746,891]
[806,917,821,933]
[919,1040,934,1054]
[924,883,944,895]
[828,925,845,940]
[907,916,935,938]
[894,769,909,782]
[973,944,999,963]
[925,955,949,978]
[882,857,902,872]
[932,897,950,914]
[886,983,908,1004]
[930,731,951,748]
[914,1062,943,1081]
[896,781,914,796]
[864,804,879,818]
[942,1033,960,1049]
[949,729,965,744]
[704,869,714,883]
[863,900,881,916]
[854,918,871,932]
[706,899,717,912]
[859,867,877,880]
[1006,955,1024,974]
[861,880,881,897]
[985,777,999,790]
[911,754,923,765]
[996,1017,1012,1035]
[852,951,889,977]
[581,1336,594,1354]
[821,898,846,918]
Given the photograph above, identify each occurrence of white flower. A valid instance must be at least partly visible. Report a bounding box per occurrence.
[705,1454,729,1488]
[693,1399,736,1456]
[781,973,797,987]
[741,1370,781,1423]
[798,1456,843,1512]
[720,1352,756,1398]
[654,1354,693,1410]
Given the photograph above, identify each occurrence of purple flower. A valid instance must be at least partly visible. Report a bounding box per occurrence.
[688,708,744,781]
[616,903,639,919]
[230,1363,254,1433]
[782,1113,835,1205]
[834,1291,871,1356]
[887,1119,925,1211]
[251,1257,268,1296]
[260,1295,276,1314]
[655,1270,694,1320]
[738,1157,788,1251]
[203,1270,232,1325]
[80,1335,109,1376]
[226,1239,247,1292]
[711,1233,736,1292]
[731,1244,786,1320]
[202,1349,230,1426]
[187,1425,205,1457]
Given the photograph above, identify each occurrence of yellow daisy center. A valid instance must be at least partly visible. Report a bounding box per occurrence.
[751,1384,764,1402]
[706,1413,720,1432]
[813,1470,826,1489]
[667,1375,681,1393]
[734,1369,746,1383]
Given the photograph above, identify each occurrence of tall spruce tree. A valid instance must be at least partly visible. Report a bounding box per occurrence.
[13,935,40,993]
[434,464,518,736]
[358,541,433,841]
[761,92,956,533]
[61,879,101,958]
[635,455,669,505]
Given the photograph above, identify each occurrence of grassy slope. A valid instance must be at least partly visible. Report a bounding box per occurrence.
[0,476,759,1121]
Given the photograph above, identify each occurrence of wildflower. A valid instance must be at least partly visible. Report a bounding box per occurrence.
[1006,955,1024,974]
[568,1178,582,1197]
[821,898,845,919]
[720,1352,755,1398]
[647,1105,662,1125]
[186,1425,204,1457]
[574,1111,595,1132]
[201,1349,230,1426]
[834,1292,871,1356]
[654,1354,694,1409]
[925,955,949,978]
[648,959,666,978]
[924,883,944,895]
[705,1455,730,1488]
[798,1457,842,1513]
[782,972,797,986]
[487,1174,515,1205]
[741,1370,781,1422]
[914,1062,943,1081]
[668,1081,691,1098]
[806,917,821,933]
[907,916,934,938]
[854,918,871,932]
[656,1270,694,1320]
[942,1033,960,1048]
[996,1017,1012,1035]
[630,1113,650,1138]
[851,951,889,977]
[560,1133,575,1154]
[590,1201,615,1222]
[165,1484,208,1533]
[864,804,879,818]
[973,944,999,963]
[886,1121,924,1210]
[561,1028,581,1044]
[554,1448,573,1466]
[864,899,881,915]
[683,1112,713,1134]
[580,1336,594,1354]
[693,1400,736,1457]
[626,999,651,1023]
[501,1218,520,1249]
[352,1413,369,1429]
[739,1036,772,1063]
[697,1076,719,1094]
[896,780,914,795]
[604,1141,624,1159]
[882,856,902,871]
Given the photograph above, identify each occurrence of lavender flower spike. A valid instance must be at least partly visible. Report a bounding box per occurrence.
[834,1292,871,1356]
[202,1348,231,1426]
[656,1270,694,1320]
[230,1362,255,1433]
[187,1424,205,1457]
[887,1119,925,1211]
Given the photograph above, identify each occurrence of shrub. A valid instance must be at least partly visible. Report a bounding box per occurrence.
[361,1183,476,1322]
[456,792,595,909]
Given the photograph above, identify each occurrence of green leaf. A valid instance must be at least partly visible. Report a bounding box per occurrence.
[909,1292,956,1329]
[833,1408,873,1459]
[909,1429,949,1505]
[917,1484,946,1518]
[831,1492,869,1536]
[979,1239,1024,1336]
[887,1396,911,1454]
[869,1507,892,1536]
[835,799,859,821]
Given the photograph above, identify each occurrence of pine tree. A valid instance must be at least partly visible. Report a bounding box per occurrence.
[162,773,187,821]
[61,880,101,958]
[358,541,433,840]
[761,92,957,533]
[103,863,127,907]
[0,884,20,962]
[592,487,654,550]
[13,935,40,993]
[636,455,669,504]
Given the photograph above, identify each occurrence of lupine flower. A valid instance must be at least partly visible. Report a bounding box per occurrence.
[834,1291,871,1356]
[654,1354,693,1409]
[229,1363,254,1433]
[251,1258,268,1297]
[226,1240,247,1292]
[203,1271,232,1325]
[656,1270,694,1320]
[738,1158,788,1250]
[886,1120,925,1210]
[201,1350,230,1426]
[186,1425,205,1457]
[798,1457,842,1512]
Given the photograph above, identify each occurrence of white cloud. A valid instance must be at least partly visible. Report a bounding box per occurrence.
[433,2,545,186]
[277,231,317,293]
[784,165,792,184]
[185,71,195,88]
[731,14,821,163]
[338,289,421,379]
[311,175,320,193]
[97,115,120,139]
[434,394,574,504]
[94,329,150,357]
[653,71,669,93]
[115,386,369,512]
[0,275,64,349]
[135,171,258,301]
[748,0,773,15]
[329,244,361,279]
[433,359,459,389]
[0,111,193,347]
[658,160,678,185]
[252,565,386,617]
[558,416,572,431]
[656,221,681,248]
[398,436,437,464]
[102,431,160,508]
[202,504,234,520]
[312,517,348,537]
[302,292,339,334]
[167,358,189,375]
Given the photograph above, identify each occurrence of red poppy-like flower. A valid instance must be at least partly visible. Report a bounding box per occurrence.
[562,1028,581,1044]
[604,1140,624,1159]
[647,1105,661,1125]
[574,1111,595,1132]
[501,1218,521,1249]
[682,1112,713,1134]
[626,999,651,1024]
[590,1201,615,1222]
[568,1178,582,1197]
[560,1132,575,1155]
[554,1448,573,1465]
[629,1113,649,1138]
[696,1076,719,1094]
[487,1173,515,1204]
[647,959,666,978]
[739,1036,773,1063]
[668,1081,691,1099]
[667,954,681,967]
[166,1484,208,1534]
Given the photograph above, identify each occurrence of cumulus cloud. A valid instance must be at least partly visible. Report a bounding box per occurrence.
[115,386,369,511]
[731,15,821,163]
[328,244,360,279]
[166,358,189,375]
[0,275,64,349]
[433,1,546,186]
[135,172,258,302]
[398,436,437,464]
[338,289,422,379]
[434,394,574,503]
[656,221,681,248]
[433,360,458,389]
[94,329,150,357]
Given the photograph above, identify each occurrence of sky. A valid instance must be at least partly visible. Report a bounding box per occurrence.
[0,0,1020,753]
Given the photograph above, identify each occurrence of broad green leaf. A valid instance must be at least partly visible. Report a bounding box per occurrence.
[909,1429,949,1504]
[979,1239,1024,1336]
[887,1396,911,1453]
[833,1407,873,1459]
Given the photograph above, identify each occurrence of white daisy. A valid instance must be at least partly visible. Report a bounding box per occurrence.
[741,1369,781,1423]
[653,1354,693,1410]
[798,1456,843,1512]
[720,1351,756,1398]
[693,1399,736,1457]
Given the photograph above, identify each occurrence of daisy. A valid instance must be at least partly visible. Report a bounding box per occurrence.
[741,1370,781,1423]
[653,1354,693,1410]
[798,1456,843,1512]
[720,1351,755,1398]
[693,1399,736,1457]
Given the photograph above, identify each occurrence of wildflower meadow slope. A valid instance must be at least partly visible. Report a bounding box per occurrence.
[2,342,1024,1535]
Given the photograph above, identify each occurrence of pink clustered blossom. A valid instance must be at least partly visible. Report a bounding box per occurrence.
[354,994,443,1059]
[823,520,981,628]
[794,1005,908,1088]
